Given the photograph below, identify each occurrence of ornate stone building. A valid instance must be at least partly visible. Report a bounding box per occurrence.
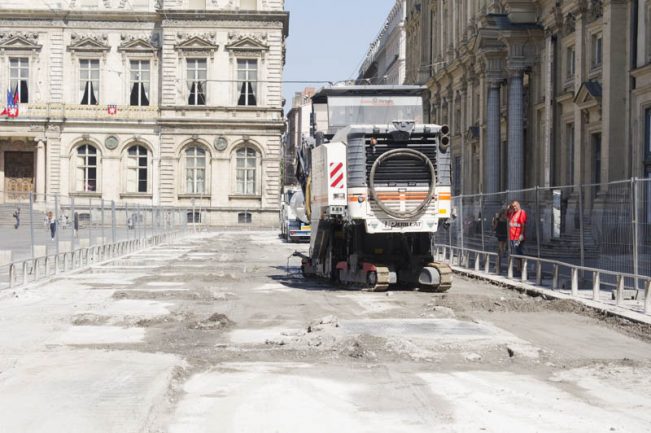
[358,0,407,85]
[405,0,651,206]
[0,0,288,226]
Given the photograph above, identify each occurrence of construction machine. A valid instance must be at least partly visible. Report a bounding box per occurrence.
[279,185,311,242]
[295,85,453,292]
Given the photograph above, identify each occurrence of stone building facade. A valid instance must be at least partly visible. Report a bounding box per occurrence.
[404,0,651,205]
[0,0,288,226]
[358,0,407,85]
[283,87,314,186]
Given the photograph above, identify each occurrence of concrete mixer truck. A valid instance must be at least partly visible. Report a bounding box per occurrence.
[294,85,453,292]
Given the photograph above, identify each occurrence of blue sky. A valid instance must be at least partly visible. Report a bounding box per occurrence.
[283,0,395,110]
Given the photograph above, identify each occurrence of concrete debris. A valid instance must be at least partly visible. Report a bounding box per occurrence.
[422,304,456,319]
[307,315,339,333]
[506,343,541,359]
[465,352,482,362]
[188,313,234,330]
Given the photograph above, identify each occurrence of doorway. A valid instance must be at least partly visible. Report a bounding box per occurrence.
[3,151,34,200]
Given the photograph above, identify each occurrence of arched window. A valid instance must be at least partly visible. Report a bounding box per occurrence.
[126,145,149,193]
[76,144,98,192]
[235,146,258,195]
[185,146,207,194]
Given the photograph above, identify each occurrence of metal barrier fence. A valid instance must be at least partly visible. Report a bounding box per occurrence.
[433,244,651,315]
[435,178,651,286]
[0,192,192,289]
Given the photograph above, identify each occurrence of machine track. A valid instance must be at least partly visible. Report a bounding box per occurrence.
[420,262,453,293]
[366,266,390,292]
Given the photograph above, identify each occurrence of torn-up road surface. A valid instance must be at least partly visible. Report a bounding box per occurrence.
[1,231,651,433]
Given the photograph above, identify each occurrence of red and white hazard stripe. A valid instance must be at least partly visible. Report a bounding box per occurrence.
[329,162,344,189]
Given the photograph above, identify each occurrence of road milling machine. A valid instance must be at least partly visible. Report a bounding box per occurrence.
[295,85,454,292]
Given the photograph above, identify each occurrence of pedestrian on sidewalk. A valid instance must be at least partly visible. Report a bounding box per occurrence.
[492,207,508,258]
[47,211,57,241]
[507,200,527,273]
[73,212,79,238]
[12,207,20,229]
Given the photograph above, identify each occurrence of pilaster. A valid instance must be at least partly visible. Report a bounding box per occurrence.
[601,0,630,182]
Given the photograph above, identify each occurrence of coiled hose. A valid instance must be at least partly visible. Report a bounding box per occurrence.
[369,148,436,220]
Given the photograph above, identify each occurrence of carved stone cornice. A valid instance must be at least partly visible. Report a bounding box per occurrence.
[67,33,110,54]
[118,33,160,55]
[564,12,576,34]
[0,31,42,53]
[174,32,218,57]
[225,32,269,57]
[588,0,603,22]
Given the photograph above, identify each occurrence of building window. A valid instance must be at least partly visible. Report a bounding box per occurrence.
[592,133,602,194]
[80,59,99,105]
[129,60,150,106]
[187,59,207,106]
[565,46,575,82]
[237,59,258,106]
[240,0,257,10]
[566,123,575,185]
[126,145,148,193]
[187,211,201,223]
[9,58,29,103]
[238,211,252,224]
[76,144,98,192]
[591,33,603,69]
[189,0,206,8]
[185,146,206,194]
[236,146,258,195]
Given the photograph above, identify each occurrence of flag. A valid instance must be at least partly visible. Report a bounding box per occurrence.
[1,86,19,118]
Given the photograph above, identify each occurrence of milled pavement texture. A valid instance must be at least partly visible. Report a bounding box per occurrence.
[1,230,651,433]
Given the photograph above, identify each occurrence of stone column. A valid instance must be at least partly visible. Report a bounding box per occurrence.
[543,32,554,187]
[36,139,46,200]
[482,49,504,196]
[507,67,525,193]
[485,80,501,195]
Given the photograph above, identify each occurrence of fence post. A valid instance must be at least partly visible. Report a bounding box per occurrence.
[645,280,650,315]
[101,199,105,246]
[578,185,585,271]
[480,192,485,252]
[616,275,624,307]
[29,192,35,259]
[571,268,578,296]
[88,197,92,246]
[137,203,141,240]
[536,262,542,286]
[54,194,60,255]
[631,178,639,291]
[111,200,116,244]
[592,271,600,301]
[459,196,464,252]
[535,186,541,258]
[71,196,76,250]
[552,264,559,290]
